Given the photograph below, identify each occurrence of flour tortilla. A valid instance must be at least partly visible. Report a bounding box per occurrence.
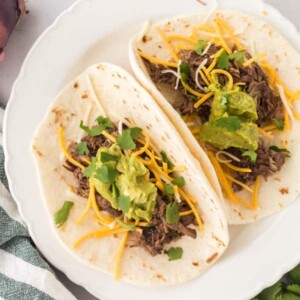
[32,63,228,286]
[129,11,300,224]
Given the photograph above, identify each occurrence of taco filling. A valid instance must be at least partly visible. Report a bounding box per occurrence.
[58,115,203,279]
[138,17,299,209]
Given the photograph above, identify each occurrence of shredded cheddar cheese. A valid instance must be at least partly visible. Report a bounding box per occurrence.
[211,69,234,90]
[137,50,178,68]
[194,92,214,109]
[179,210,193,216]
[214,20,232,54]
[102,130,116,143]
[251,176,261,209]
[258,128,274,140]
[114,231,129,281]
[167,35,198,44]
[224,163,252,173]
[58,127,85,170]
[243,52,267,67]
[199,69,211,86]
[225,174,253,193]
[133,132,150,156]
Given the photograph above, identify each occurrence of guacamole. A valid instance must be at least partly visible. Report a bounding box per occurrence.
[93,144,157,221]
[200,86,259,150]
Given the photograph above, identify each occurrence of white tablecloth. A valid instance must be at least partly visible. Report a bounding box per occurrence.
[0,0,299,299]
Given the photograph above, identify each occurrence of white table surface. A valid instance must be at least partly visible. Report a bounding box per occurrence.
[1,0,299,299]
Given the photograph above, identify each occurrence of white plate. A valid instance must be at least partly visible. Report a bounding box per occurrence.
[4,0,300,299]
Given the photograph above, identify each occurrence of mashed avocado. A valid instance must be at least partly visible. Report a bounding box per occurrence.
[93,144,157,221]
[200,85,259,150]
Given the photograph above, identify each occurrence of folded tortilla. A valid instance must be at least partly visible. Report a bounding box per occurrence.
[32,63,228,286]
[129,11,300,224]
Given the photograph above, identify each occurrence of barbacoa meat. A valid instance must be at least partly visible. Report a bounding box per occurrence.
[127,195,196,256]
[227,143,287,191]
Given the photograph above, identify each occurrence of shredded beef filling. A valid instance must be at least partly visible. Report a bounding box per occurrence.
[226,143,287,191]
[127,195,196,256]
[63,128,197,256]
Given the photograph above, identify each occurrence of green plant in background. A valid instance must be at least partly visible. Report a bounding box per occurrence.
[253,265,300,299]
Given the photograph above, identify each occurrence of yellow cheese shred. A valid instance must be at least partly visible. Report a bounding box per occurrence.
[167,35,198,45]
[137,50,178,68]
[224,163,252,173]
[261,124,277,132]
[179,210,193,216]
[214,20,232,54]
[199,69,211,86]
[181,81,206,98]
[258,128,274,140]
[194,92,214,109]
[102,130,116,143]
[114,231,129,281]
[155,27,179,63]
[243,52,267,67]
[133,132,150,156]
[211,69,234,90]
[225,174,253,193]
[215,17,243,50]
[284,109,291,133]
[58,127,85,170]
[251,176,261,209]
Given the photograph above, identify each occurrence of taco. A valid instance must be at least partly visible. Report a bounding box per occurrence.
[129,11,300,224]
[32,63,228,286]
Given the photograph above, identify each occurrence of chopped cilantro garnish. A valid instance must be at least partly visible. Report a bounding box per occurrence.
[166,201,179,224]
[160,151,174,170]
[100,152,119,163]
[83,157,97,177]
[179,63,190,84]
[287,284,300,295]
[117,195,131,213]
[272,118,284,131]
[171,176,185,187]
[115,219,136,231]
[217,51,229,70]
[80,120,105,137]
[220,94,229,108]
[164,183,174,196]
[95,116,114,128]
[116,129,136,150]
[167,247,183,261]
[229,50,246,63]
[214,116,241,132]
[94,165,116,183]
[54,201,74,228]
[242,150,257,163]
[195,40,208,55]
[130,127,142,139]
[75,142,89,155]
[269,146,290,154]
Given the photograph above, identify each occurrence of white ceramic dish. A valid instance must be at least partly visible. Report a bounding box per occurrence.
[4,0,300,299]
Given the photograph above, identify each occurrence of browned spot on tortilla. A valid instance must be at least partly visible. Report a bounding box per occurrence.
[274,177,281,182]
[142,35,152,43]
[97,65,105,70]
[279,202,284,208]
[52,107,67,124]
[146,124,152,130]
[206,252,218,264]
[112,74,115,77]
[143,104,149,111]
[297,67,300,74]
[142,262,146,267]
[117,73,122,79]
[196,0,206,5]
[149,266,153,271]
[279,187,289,195]
[81,92,88,99]
[32,145,43,157]
[123,99,126,104]
[114,84,120,89]
[158,45,162,49]
[156,274,166,281]
[73,82,79,88]
[211,233,225,247]
[161,136,166,142]
[53,167,58,172]
[113,234,118,238]
[192,262,199,267]
[233,209,244,219]
[184,24,190,28]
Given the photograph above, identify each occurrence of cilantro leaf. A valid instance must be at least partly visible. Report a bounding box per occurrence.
[269,146,290,154]
[83,157,97,177]
[229,50,246,63]
[115,219,136,231]
[220,94,229,109]
[80,120,105,137]
[287,284,300,296]
[117,129,136,150]
[54,201,74,228]
[100,152,119,163]
[171,176,185,187]
[75,142,89,155]
[179,63,190,84]
[167,247,183,261]
[130,127,142,140]
[289,266,300,284]
[272,118,284,131]
[117,195,131,213]
[94,165,116,183]
[166,201,179,224]
[217,51,229,70]
[195,40,208,55]
[164,183,174,196]
[95,116,114,128]
[214,116,241,132]
[258,282,282,300]
[242,150,257,163]
[160,151,174,170]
